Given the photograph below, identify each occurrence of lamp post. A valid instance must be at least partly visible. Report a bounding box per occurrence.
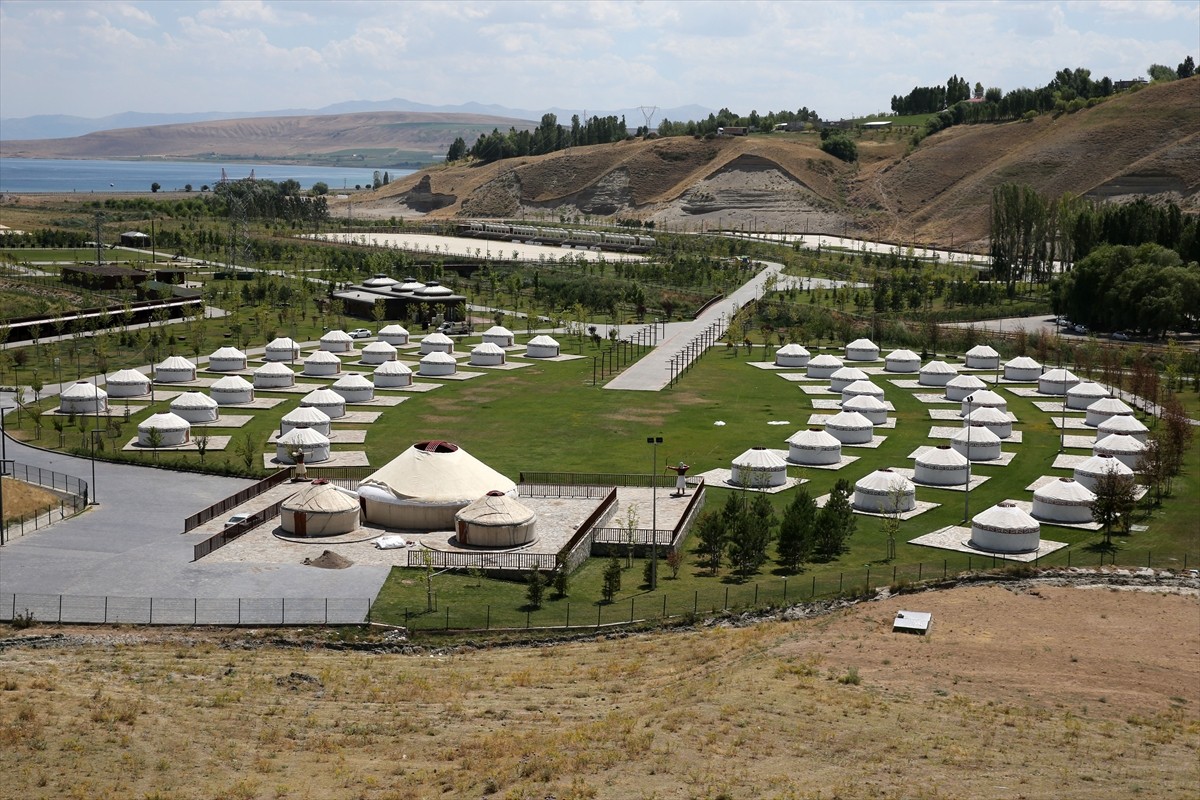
[89,429,103,505]
[647,435,662,590]
[963,394,974,524]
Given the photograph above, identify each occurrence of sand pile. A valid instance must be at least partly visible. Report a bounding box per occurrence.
[303,550,352,569]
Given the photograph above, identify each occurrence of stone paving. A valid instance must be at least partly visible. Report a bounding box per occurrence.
[909,527,1067,562]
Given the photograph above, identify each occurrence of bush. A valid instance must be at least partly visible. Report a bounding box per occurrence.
[820,134,858,163]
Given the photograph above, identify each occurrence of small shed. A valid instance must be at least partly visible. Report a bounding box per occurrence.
[303,350,343,377]
[320,330,354,353]
[276,427,331,464]
[209,374,254,405]
[806,354,843,379]
[281,482,360,536]
[280,406,332,437]
[787,428,842,465]
[60,381,108,414]
[207,346,248,372]
[775,343,811,368]
[824,411,874,444]
[944,374,986,401]
[332,373,374,403]
[526,335,560,358]
[918,360,958,387]
[377,324,410,346]
[419,332,455,355]
[105,368,151,398]
[300,388,346,419]
[361,341,398,365]
[455,491,538,548]
[892,610,932,635]
[264,337,301,362]
[884,349,920,373]
[253,361,295,389]
[482,326,516,348]
[964,345,1000,370]
[170,391,219,423]
[419,351,458,377]
[373,360,413,388]
[138,412,191,447]
[154,355,197,383]
[730,446,789,488]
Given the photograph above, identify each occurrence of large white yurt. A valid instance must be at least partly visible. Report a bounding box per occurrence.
[884,349,921,373]
[377,324,410,346]
[965,345,1000,370]
[154,355,197,383]
[1038,367,1080,396]
[806,354,844,379]
[1032,477,1096,523]
[331,373,374,403]
[970,501,1040,553]
[299,388,346,419]
[950,424,1002,461]
[281,482,361,536]
[1093,434,1146,470]
[961,388,1007,416]
[787,428,842,465]
[373,360,413,388]
[470,342,507,366]
[841,380,885,404]
[207,346,248,372]
[1066,381,1110,410]
[319,330,354,353]
[105,368,151,398]
[1096,414,1149,443]
[526,335,560,358]
[918,360,958,387]
[853,468,916,513]
[419,351,458,377]
[414,281,455,301]
[303,350,343,377]
[962,405,1013,439]
[275,427,331,464]
[730,446,789,488]
[830,366,870,392]
[842,394,889,425]
[59,381,108,414]
[1084,397,1134,428]
[1003,356,1042,382]
[253,361,295,389]
[280,405,332,437]
[1073,453,1135,492]
[209,374,254,405]
[363,274,399,290]
[482,326,516,347]
[361,341,398,365]
[775,343,811,368]
[455,491,537,547]
[395,277,426,294]
[914,445,970,486]
[944,374,987,401]
[138,412,190,446]
[358,440,517,531]
[845,338,880,361]
[419,332,455,355]
[264,337,301,362]
[824,411,874,444]
[170,391,219,423]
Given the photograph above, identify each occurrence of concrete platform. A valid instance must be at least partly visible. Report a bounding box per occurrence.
[694,468,808,494]
[1063,434,1098,449]
[1051,454,1092,469]
[890,466,991,493]
[345,396,407,407]
[1050,417,1092,430]
[775,449,860,471]
[928,408,1017,422]
[268,429,367,444]
[334,411,383,424]
[776,372,822,383]
[262,451,370,469]
[122,436,232,452]
[191,415,255,429]
[928,425,1023,443]
[909,526,1068,562]
[812,398,896,412]
[844,435,887,449]
[815,494,940,520]
[913,393,958,404]
[810,413,896,429]
[218,397,286,410]
[1006,499,1103,531]
[798,384,837,395]
[907,446,1017,466]
[1025,474,1148,501]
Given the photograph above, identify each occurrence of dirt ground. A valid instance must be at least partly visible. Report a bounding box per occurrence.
[0,573,1196,800]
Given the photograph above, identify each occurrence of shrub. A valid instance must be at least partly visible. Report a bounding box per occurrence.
[820,134,858,163]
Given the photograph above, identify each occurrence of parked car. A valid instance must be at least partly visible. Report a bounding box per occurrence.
[1071,324,1088,334]
[348,328,373,339]
[1111,331,1131,341]
[224,513,251,528]
[437,321,472,335]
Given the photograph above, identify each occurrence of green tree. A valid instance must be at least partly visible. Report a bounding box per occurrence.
[820,134,857,163]
[728,490,776,579]
[1147,64,1178,82]
[551,568,569,599]
[777,488,817,572]
[150,182,161,193]
[236,432,256,471]
[446,136,467,162]
[311,182,329,196]
[1178,56,1196,79]
[815,479,856,559]
[525,563,546,609]
[693,509,727,575]
[601,556,622,603]
[1092,470,1137,546]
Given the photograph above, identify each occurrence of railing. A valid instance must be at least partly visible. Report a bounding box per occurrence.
[560,487,618,574]
[519,472,684,489]
[0,593,372,625]
[183,469,291,532]
[404,548,553,572]
[1,461,89,543]
[668,315,728,387]
[670,480,707,549]
[518,482,615,499]
[592,527,673,546]
[304,465,374,489]
[192,500,284,561]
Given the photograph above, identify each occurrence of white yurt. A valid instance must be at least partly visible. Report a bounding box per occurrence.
[962,405,1013,439]
[154,355,197,383]
[264,337,301,362]
[414,281,454,301]
[824,411,875,445]
[841,380,885,404]
[59,381,108,414]
[1084,397,1134,428]
[299,388,346,419]
[419,332,455,355]
[1093,434,1147,470]
[207,346,248,372]
[253,361,295,389]
[303,349,343,377]
[331,373,374,403]
[884,349,921,373]
[1073,453,1135,492]
[918,360,959,387]
[950,424,1002,461]
[363,274,399,289]
[137,412,190,447]
[358,440,517,531]
[275,427,331,464]
[1032,477,1096,523]
[419,351,458,377]
[774,343,811,368]
[170,391,219,423]
[281,482,361,536]
[395,277,426,294]
[280,405,332,437]
[377,324,410,346]
[373,360,413,388]
[914,445,969,486]
[1038,367,1080,396]
[842,394,889,425]
[1066,381,1110,410]
[845,338,880,361]
[470,342,507,366]
[1003,356,1042,382]
[455,491,537,547]
[526,335,560,358]
[482,326,516,347]
[209,374,254,405]
[106,368,151,398]
[853,468,916,513]
[961,389,1007,416]
[1096,414,1149,443]
[319,330,354,353]
[829,366,870,392]
[730,446,789,488]
[945,374,987,401]
[964,345,1000,370]
[806,354,844,379]
[970,501,1040,554]
[787,428,842,465]
[361,341,398,365]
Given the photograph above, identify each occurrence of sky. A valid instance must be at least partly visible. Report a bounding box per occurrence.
[1,0,1197,122]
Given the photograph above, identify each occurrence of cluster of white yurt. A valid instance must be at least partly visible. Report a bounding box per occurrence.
[377,324,410,346]
[419,351,457,376]
[962,389,1007,416]
[281,481,361,536]
[830,366,869,392]
[1097,414,1149,442]
[276,427,331,464]
[264,337,301,362]
[775,343,811,368]
[965,345,1000,370]
[361,341,398,365]
[842,394,889,425]
[209,374,254,405]
[853,468,916,513]
[945,374,986,401]
[1038,367,1080,395]
[1073,453,1135,492]
[300,388,346,419]
[841,380,885,404]
[59,381,108,414]
[253,361,295,389]
[138,412,190,446]
[971,501,1040,553]
[155,355,197,383]
[730,447,789,488]
[420,332,454,355]
[470,342,507,366]
[455,491,537,547]
[319,330,354,353]
[845,338,879,361]
[280,406,332,437]
[332,373,374,403]
[358,440,517,531]
[1093,434,1146,469]
[962,406,1013,438]
[170,391,219,423]
[787,428,842,465]
[807,354,843,379]
[303,350,342,377]
[207,346,248,372]
[918,360,958,387]
[482,326,515,347]
[105,368,151,397]
[1084,397,1133,428]
[824,410,874,444]
[526,335,560,358]
[1004,356,1041,381]
[884,349,920,373]
[1066,381,1110,410]
[1032,477,1095,523]
[951,424,1002,461]
[373,361,413,388]
[914,445,970,486]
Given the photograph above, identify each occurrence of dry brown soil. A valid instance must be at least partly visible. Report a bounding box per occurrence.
[0,477,61,524]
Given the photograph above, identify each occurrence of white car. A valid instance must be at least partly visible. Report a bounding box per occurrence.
[224,513,251,528]
[348,328,373,339]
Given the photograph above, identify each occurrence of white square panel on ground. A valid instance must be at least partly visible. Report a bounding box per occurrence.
[1005,499,1103,531]
[469,361,532,371]
[845,434,888,449]
[809,413,897,429]
[255,382,329,394]
[220,397,286,410]
[389,382,442,393]
[420,370,487,381]
[693,468,808,494]
[345,396,407,407]
[909,526,1068,562]
[813,398,896,412]
[774,449,861,470]
[928,408,1018,422]
[1052,454,1092,469]
[262,451,370,469]
[814,494,940,520]
[798,385,837,395]
[1062,434,1097,449]
[192,415,254,428]
[888,379,924,390]
[335,411,383,424]
[913,393,958,404]
[1033,401,1084,414]
[749,361,786,370]
[1004,386,1054,398]
[1050,417,1092,430]
[776,372,822,382]
[890,467,991,493]
[122,436,232,453]
[511,353,587,362]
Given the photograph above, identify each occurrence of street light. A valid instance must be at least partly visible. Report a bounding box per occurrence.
[89,429,103,505]
[963,394,974,524]
[647,435,662,590]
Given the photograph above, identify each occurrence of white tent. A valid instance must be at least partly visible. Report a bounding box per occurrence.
[419,332,455,355]
[280,405,332,437]
[455,491,537,547]
[971,501,1040,553]
[138,412,190,446]
[945,374,986,401]
[1066,381,1110,410]
[918,360,958,387]
[730,447,789,488]
[482,326,516,348]
[170,391,219,423]
[332,373,375,403]
[950,424,1002,461]
[964,345,1000,370]
[526,335,560,358]
[320,330,354,353]
[842,394,889,425]
[209,374,254,405]
[361,341,398,365]
[373,360,413,388]
[1038,367,1080,396]
[377,324,410,346]
[845,338,879,361]
[470,342,507,366]
[787,428,842,465]
[253,361,295,389]
[961,388,1007,416]
[1097,414,1148,443]
[1093,434,1146,469]
[841,380,885,403]
[1032,477,1095,523]
[105,368,151,397]
[806,354,843,379]
[300,388,346,419]
[1073,453,1135,492]
[276,427,331,464]
[829,366,869,392]
[303,350,343,377]
[824,411,874,444]
[154,355,197,383]
[60,381,108,414]
[884,349,920,373]
[363,274,399,288]
[207,346,248,372]
[281,482,360,536]
[962,405,1013,439]
[774,343,810,368]
[264,337,301,362]
[1003,356,1041,382]
[915,445,969,486]
[1084,397,1134,428]
[853,469,915,513]
[419,351,457,376]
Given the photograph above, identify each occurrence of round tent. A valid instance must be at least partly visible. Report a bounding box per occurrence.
[281,482,360,536]
[138,412,190,446]
[373,360,413,388]
[884,349,920,373]
[730,447,789,488]
[1084,397,1133,428]
[845,338,879,361]
[276,427,331,464]
[170,391,219,423]
[1003,356,1042,382]
[60,381,108,414]
[1066,381,1110,410]
[526,335,560,358]
[154,355,197,383]
[264,337,301,362]
[395,277,425,294]
[1038,367,1080,396]
[207,346,248,372]
[419,351,457,377]
[842,394,889,425]
[951,424,1002,461]
[482,326,515,348]
[1032,477,1095,523]
[470,342,507,366]
[361,341,398,365]
[105,368,151,398]
[280,405,332,437]
[971,501,1040,554]
[853,469,915,513]
[419,332,455,355]
[918,360,958,387]
[377,324,410,346]
[962,405,1013,439]
[774,343,810,368]
[1097,414,1149,443]
[915,445,969,486]
[363,274,399,289]
[829,366,869,392]
[414,281,454,300]
[299,388,346,419]
[1073,453,1135,492]
[1093,433,1146,470]
[840,379,885,403]
[806,354,843,379]
[944,374,986,401]
[965,345,1000,370]
[787,428,842,465]
[961,388,1007,417]
[319,330,354,353]
[332,373,374,403]
[455,491,537,547]
[303,350,343,377]
[824,411,874,444]
[253,361,295,389]
[209,374,254,405]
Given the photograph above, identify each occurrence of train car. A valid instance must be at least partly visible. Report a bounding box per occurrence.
[469,221,484,231]
[512,225,538,237]
[573,230,602,243]
[483,222,511,236]
[637,235,656,247]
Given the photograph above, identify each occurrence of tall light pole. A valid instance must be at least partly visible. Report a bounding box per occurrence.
[89,429,102,505]
[963,394,974,524]
[647,435,662,590]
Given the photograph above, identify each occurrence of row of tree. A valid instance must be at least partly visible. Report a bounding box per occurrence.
[653,107,821,137]
[890,74,974,115]
[447,113,630,163]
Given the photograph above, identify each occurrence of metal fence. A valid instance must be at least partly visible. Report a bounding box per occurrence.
[192,500,284,561]
[0,593,372,625]
[183,469,291,532]
[519,472,687,490]
[1,461,89,543]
